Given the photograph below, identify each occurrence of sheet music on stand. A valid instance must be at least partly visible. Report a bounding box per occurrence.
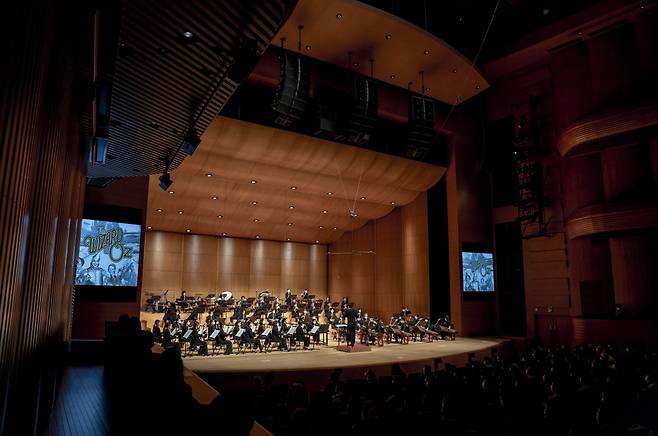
[182,329,193,340]
[209,329,220,339]
[235,328,245,338]
[310,326,320,334]
[286,326,297,335]
[335,324,347,328]
[261,327,272,336]
[171,328,179,336]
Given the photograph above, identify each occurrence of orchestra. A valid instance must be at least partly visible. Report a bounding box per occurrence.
[143,289,457,356]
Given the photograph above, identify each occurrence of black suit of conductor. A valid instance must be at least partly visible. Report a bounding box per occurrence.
[344,305,358,347]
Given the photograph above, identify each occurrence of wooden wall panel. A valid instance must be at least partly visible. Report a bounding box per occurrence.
[0,1,88,432]
[308,244,327,297]
[401,192,430,317]
[182,235,218,293]
[143,232,183,295]
[143,232,325,301]
[327,193,431,321]
[374,209,403,320]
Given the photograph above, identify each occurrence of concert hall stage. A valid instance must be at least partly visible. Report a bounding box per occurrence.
[183,337,509,392]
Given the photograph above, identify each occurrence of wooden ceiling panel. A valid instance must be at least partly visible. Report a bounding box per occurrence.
[147,116,445,243]
[273,0,488,105]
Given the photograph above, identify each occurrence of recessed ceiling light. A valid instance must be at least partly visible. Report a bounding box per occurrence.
[333,227,337,230]
[206,173,213,177]
[256,235,260,239]
[390,74,396,79]
[360,196,366,200]
[423,49,430,55]
[326,192,333,196]
[289,205,295,209]
[168,191,175,195]
[186,229,191,233]
[322,210,328,214]
[336,12,343,19]
[305,45,311,51]
[353,62,359,68]
[250,180,257,184]
[475,84,481,90]
[452,68,457,74]
[252,201,258,205]
[217,215,223,218]
[319,226,324,229]
[385,34,392,40]
[222,232,227,236]
[254,218,260,222]
[290,186,297,190]
[177,210,183,214]
[211,196,218,200]
[156,208,163,212]
[315,240,319,244]
[147,226,152,230]
[391,201,396,205]
[425,87,431,92]
[287,237,291,241]
[182,31,194,38]
[288,222,293,226]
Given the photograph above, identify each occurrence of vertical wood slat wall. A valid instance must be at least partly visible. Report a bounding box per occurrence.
[0,2,87,435]
[327,193,431,321]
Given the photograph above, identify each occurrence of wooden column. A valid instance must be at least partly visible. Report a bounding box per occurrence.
[401,192,430,317]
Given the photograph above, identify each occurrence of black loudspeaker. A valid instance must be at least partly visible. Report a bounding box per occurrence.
[227,38,260,84]
[181,129,201,156]
[272,52,310,127]
[406,95,436,159]
[344,75,378,146]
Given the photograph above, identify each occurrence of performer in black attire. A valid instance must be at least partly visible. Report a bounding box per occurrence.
[152,319,162,343]
[343,303,358,347]
[210,320,233,355]
[239,321,263,352]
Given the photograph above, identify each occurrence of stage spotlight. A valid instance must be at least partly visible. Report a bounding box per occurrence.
[181,129,201,156]
[159,173,173,190]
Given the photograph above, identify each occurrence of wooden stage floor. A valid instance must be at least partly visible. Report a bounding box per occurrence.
[183,337,506,374]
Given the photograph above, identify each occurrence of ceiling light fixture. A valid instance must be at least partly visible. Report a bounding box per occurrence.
[336,12,343,19]
[290,186,297,190]
[315,240,319,244]
[390,74,396,79]
[322,210,328,214]
[452,68,457,73]
[475,84,481,90]
[156,208,163,213]
[360,196,366,200]
[391,201,396,205]
[186,229,191,233]
[423,49,430,55]
[333,227,337,230]
[289,205,295,209]
[182,31,194,38]
[254,218,260,222]
[221,232,227,236]
[211,196,218,200]
[147,226,152,230]
[256,235,261,239]
[287,238,291,241]
[288,222,293,226]
[252,201,258,205]
[250,180,257,184]
[217,215,223,218]
[319,226,324,229]
[326,192,333,196]
[206,173,213,177]
[305,45,311,51]
[178,210,184,214]
[385,34,392,40]
[168,190,175,195]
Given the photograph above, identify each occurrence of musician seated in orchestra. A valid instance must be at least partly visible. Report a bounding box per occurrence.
[290,323,309,350]
[210,320,233,355]
[273,320,288,351]
[401,305,411,317]
[301,289,310,300]
[239,321,263,352]
[307,316,320,344]
[152,319,162,343]
[284,288,293,306]
[189,321,208,355]
[340,296,349,310]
